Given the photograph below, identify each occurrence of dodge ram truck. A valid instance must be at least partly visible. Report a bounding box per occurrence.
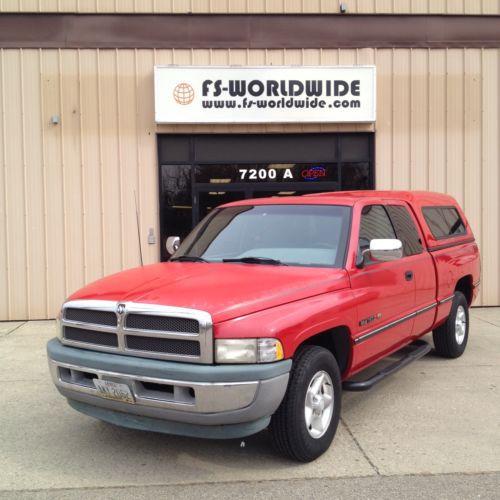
[47,191,480,462]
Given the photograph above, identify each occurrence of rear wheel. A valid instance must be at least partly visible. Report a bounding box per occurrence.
[269,345,341,462]
[433,291,469,358]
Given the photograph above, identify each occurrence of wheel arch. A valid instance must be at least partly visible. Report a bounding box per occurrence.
[297,326,352,376]
[455,275,473,305]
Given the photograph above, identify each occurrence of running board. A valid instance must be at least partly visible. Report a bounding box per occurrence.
[342,340,432,392]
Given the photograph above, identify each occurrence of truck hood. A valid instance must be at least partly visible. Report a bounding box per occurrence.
[68,262,349,324]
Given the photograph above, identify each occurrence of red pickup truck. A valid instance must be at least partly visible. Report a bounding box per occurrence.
[47,191,480,462]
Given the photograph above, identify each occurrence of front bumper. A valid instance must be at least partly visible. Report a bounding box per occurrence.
[47,338,291,439]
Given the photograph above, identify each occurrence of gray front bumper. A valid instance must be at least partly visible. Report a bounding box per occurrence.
[47,338,291,439]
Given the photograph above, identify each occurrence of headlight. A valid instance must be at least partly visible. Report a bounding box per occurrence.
[215,338,284,364]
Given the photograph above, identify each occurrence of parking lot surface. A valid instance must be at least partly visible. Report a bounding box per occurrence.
[1,308,499,498]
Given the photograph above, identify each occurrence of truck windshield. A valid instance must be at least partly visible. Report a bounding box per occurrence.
[172,204,351,268]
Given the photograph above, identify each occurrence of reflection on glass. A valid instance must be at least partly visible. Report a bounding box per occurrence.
[340,135,370,162]
[341,163,370,190]
[161,164,193,243]
[198,191,245,221]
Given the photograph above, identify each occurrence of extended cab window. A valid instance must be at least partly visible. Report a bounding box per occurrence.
[422,207,466,239]
[359,205,396,263]
[386,205,423,256]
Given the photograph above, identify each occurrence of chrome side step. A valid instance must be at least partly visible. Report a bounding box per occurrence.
[342,340,432,392]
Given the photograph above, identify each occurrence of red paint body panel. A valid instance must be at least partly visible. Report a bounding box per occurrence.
[68,263,350,325]
[66,190,480,381]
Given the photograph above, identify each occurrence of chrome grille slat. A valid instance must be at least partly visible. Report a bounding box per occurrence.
[60,300,213,364]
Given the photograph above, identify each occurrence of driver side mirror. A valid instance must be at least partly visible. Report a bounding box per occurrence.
[166,236,180,255]
[368,238,403,262]
[356,238,403,268]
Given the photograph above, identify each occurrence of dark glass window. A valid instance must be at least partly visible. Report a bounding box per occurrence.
[341,162,370,190]
[161,165,192,240]
[194,163,339,185]
[340,135,370,162]
[422,207,466,239]
[359,205,396,262]
[386,206,423,256]
[159,134,374,261]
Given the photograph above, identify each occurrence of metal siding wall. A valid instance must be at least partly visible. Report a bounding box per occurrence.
[24,50,46,319]
[464,49,482,302]
[1,50,28,319]
[392,49,411,188]
[41,50,66,318]
[79,50,103,286]
[481,49,500,306]
[1,0,499,13]
[0,47,499,319]
[0,50,6,320]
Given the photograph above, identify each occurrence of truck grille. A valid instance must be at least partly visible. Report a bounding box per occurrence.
[126,314,199,334]
[65,308,117,327]
[64,326,118,347]
[125,335,200,356]
[60,301,213,363]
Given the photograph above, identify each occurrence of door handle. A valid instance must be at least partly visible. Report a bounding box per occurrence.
[405,271,413,281]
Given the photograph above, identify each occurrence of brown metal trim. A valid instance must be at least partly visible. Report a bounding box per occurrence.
[0,14,499,49]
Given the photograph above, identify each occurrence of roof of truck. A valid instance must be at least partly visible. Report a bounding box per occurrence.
[221,190,474,250]
[221,190,458,208]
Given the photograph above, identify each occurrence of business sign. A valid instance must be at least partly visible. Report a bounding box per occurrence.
[154,66,376,124]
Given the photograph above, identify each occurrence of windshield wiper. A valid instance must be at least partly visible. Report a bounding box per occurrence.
[170,255,208,263]
[222,256,285,266]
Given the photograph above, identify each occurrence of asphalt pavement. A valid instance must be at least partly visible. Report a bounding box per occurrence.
[1,308,499,499]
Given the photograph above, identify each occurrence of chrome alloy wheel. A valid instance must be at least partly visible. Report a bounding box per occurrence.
[304,370,334,439]
[455,305,467,345]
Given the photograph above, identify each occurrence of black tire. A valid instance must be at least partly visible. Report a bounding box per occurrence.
[269,345,341,462]
[432,291,469,358]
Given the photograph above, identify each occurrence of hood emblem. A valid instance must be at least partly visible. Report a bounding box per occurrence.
[117,303,126,315]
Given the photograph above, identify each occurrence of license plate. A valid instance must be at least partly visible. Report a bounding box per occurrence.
[93,379,135,404]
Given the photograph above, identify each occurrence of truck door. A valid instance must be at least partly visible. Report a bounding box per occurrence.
[348,203,416,372]
[385,203,437,338]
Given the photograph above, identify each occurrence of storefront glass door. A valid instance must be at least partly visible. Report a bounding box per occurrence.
[158,134,374,260]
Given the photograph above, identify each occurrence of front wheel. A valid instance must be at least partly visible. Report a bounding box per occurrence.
[269,346,341,462]
[432,291,469,358]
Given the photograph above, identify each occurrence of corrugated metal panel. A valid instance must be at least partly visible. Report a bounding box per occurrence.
[23,49,46,318]
[1,49,28,319]
[428,50,447,194]
[79,49,103,285]
[1,0,499,13]
[0,47,499,319]
[409,49,428,190]
[0,50,7,320]
[481,49,499,306]
[463,49,482,304]
[41,49,66,317]
[392,49,411,188]
[374,48,393,189]
[446,49,465,205]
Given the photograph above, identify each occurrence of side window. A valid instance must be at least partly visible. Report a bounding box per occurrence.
[359,205,396,262]
[386,205,423,256]
[422,207,466,239]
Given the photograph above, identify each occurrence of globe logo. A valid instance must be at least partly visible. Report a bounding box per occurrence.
[173,83,195,105]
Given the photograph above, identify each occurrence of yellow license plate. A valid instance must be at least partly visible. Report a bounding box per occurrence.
[93,379,135,404]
